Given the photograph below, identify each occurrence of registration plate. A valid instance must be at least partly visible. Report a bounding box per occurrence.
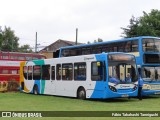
[121,94,129,97]
[155,92,160,95]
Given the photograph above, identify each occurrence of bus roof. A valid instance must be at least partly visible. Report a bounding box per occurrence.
[0,51,44,56]
[59,36,159,50]
[32,52,133,62]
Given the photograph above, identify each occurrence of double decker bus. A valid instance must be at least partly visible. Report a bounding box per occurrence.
[0,52,46,82]
[58,36,160,96]
[20,53,138,99]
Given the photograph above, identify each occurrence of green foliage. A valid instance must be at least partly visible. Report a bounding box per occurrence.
[121,9,160,38]
[121,16,140,38]
[19,44,33,53]
[7,80,19,91]
[0,33,2,49]
[1,26,19,51]
[0,26,33,52]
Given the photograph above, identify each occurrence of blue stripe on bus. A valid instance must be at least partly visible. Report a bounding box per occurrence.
[90,54,106,98]
[31,80,41,94]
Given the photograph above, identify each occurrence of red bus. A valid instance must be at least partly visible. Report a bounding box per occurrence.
[0,51,46,82]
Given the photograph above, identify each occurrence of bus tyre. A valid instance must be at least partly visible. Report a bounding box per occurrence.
[78,88,86,100]
[33,86,38,95]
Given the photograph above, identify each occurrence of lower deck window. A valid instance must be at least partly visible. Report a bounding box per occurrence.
[42,65,50,80]
[62,64,73,80]
[74,62,86,80]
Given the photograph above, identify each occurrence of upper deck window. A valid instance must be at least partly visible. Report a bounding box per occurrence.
[26,56,32,60]
[18,56,25,60]
[124,40,138,52]
[143,38,160,52]
[10,56,17,60]
[2,55,8,59]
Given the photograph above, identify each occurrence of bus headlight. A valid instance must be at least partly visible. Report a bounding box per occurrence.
[142,84,151,90]
[109,85,117,92]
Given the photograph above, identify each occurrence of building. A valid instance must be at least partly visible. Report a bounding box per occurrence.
[39,39,83,58]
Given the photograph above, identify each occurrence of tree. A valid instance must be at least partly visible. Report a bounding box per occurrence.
[121,9,160,38]
[87,41,91,44]
[1,26,19,51]
[121,16,140,38]
[0,26,2,49]
[19,44,33,53]
[97,38,103,42]
[93,38,103,43]
[0,26,33,52]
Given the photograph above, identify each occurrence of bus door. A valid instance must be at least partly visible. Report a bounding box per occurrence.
[42,65,55,94]
[91,61,106,91]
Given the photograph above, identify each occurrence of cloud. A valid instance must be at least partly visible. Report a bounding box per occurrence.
[0,0,160,49]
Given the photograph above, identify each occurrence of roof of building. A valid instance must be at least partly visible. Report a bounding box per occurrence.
[39,39,84,52]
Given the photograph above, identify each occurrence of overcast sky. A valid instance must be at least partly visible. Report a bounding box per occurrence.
[0,0,160,50]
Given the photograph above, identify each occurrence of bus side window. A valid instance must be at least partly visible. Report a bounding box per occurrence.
[131,40,138,52]
[125,41,131,52]
[28,66,33,80]
[56,64,61,80]
[23,66,28,79]
[62,63,73,80]
[74,62,86,80]
[51,66,55,80]
[33,65,41,80]
[91,61,103,81]
[42,65,50,80]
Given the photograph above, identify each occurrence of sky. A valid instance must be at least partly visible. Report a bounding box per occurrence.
[0,0,160,50]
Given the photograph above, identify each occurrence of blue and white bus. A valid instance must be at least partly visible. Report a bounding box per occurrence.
[58,36,160,96]
[20,53,138,99]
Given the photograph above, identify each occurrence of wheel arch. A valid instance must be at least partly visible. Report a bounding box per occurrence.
[77,86,86,99]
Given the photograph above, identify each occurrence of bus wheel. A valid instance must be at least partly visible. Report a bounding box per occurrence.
[33,86,39,95]
[77,88,86,100]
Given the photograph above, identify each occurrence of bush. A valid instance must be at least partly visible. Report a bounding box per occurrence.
[0,81,8,92]
[7,80,19,91]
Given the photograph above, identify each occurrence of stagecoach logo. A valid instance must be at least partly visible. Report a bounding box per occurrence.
[120,85,130,88]
[84,57,94,61]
